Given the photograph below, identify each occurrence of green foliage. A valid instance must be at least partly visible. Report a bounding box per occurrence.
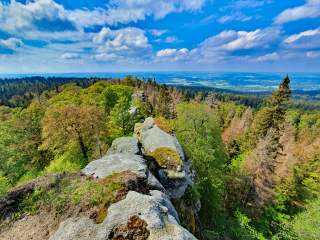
[45,143,87,173]
[174,102,227,230]
[110,95,135,136]
[0,176,10,197]
[253,76,291,139]
[290,199,320,240]
[20,173,125,218]
[103,85,133,113]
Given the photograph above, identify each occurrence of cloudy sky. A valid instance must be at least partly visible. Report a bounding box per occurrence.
[0,0,319,73]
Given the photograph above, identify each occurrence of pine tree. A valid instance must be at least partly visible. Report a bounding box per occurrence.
[245,77,292,213]
[254,76,291,138]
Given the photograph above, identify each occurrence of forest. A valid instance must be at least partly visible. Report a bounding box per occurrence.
[0,75,320,240]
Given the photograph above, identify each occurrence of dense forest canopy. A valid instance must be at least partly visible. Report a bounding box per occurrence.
[1,76,320,110]
[0,75,320,239]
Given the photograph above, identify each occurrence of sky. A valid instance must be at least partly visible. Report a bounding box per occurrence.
[0,0,319,73]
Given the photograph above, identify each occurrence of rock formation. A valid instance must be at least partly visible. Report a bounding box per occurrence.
[0,117,200,240]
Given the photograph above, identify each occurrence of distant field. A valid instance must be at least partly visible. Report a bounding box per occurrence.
[1,72,320,92]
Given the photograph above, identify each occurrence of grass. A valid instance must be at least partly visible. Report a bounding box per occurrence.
[16,172,128,223]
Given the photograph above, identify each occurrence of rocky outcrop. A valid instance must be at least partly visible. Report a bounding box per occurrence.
[106,137,140,155]
[135,117,194,199]
[50,191,197,240]
[51,117,199,240]
[1,117,199,240]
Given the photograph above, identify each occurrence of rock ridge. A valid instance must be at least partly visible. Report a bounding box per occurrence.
[50,117,199,240]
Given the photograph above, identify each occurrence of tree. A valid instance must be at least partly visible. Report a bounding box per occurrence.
[254,76,291,139]
[110,95,135,136]
[174,102,227,231]
[240,77,292,214]
[103,85,133,114]
[42,105,105,161]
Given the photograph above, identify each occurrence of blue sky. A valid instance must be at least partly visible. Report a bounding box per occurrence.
[0,0,319,73]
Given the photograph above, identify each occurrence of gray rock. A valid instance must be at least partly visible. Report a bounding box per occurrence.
[135,117,193,198]
[107,137,140,155]
[82,153,147,179]
[136,118,185,162]
[49,217,104,240]
[147,170,165,191]
[50,191,197,240]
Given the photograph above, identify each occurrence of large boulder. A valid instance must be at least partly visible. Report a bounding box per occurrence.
[82,152,164,191]
[82,153,147,179]
[50,191,197,240]
[107,137,140,155]
[135,117,185,163]
[135,117,193,199]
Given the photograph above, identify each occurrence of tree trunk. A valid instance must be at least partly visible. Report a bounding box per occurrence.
[78,135,88,160]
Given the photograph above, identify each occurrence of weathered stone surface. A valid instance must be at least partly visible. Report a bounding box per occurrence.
[49,217,104,240]
[135,117,185,162]
[104,191,197,240]
[50,191,197,240]
[134,117,193,199]
[82,153,147,179]
[82,153,163,192]
[107,137,140,155]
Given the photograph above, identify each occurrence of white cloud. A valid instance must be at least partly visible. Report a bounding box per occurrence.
[60,52,81,60]
[256,52,279,61]
[156,48,190,61]
[284,29,320,48]
[155,28,281,64]
[156,48,179,57]
[223,0,270,10]
[306,51,320,58]
[0,0,208,42]
[149,29,168,37]
[222,28,280,51]
[93,27,151,61]
[100,0,208,25]
[94,53,119,61]
[218,12,252,23]
[165,36,179,43]
[200,28,280,52]
[0,38,23,50]
[274,0,320,24]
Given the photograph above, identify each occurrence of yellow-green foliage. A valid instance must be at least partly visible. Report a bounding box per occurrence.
[147,147,183,170]
[45,143,87,173]
[291,199,320,240]
[0,176,10,197]
[154,117,173,134]
[20,173,126,220]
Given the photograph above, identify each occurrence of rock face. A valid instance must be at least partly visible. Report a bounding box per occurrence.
[135,117,194,199]
[50,117,199,240]
[107,137,140,155]
[50,191,197,240]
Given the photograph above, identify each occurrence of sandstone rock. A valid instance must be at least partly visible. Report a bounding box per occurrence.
[107,137,140,155]
[82,153,147,179]
[134,117,193,199]
[49,217,104,240]
[104,190,197,240]
[135,117,185,162]
[50,191,197,240]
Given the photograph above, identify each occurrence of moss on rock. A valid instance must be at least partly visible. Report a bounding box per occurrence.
[154,117,173,134]
[147,147,183,171]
